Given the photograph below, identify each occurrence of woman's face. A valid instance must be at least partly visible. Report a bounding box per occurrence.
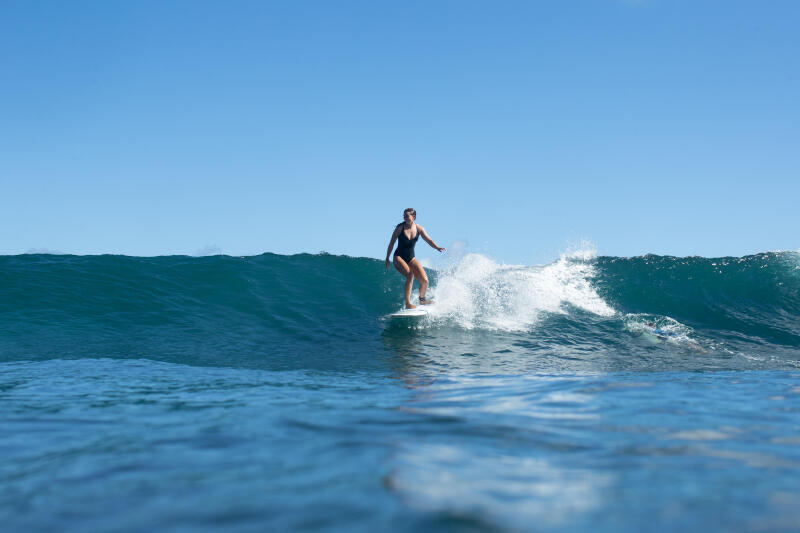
[403,211,415,224]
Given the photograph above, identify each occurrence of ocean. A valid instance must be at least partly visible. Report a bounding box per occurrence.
[2,251,799,532]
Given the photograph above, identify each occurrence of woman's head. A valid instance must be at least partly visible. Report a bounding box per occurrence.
[403,208,416,221]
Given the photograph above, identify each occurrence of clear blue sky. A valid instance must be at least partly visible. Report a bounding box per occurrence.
[2,0,798,264]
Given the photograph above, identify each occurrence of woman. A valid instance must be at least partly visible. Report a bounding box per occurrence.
[385,208,446,309]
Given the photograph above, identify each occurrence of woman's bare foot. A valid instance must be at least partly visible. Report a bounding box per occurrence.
[405,303,417,309]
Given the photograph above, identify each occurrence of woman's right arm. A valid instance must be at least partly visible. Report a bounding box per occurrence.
[385,226,400,269]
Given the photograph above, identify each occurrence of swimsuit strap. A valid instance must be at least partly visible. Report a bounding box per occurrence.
[400,223,415,240]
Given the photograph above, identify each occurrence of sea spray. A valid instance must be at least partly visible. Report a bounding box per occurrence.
[427,252,615,331]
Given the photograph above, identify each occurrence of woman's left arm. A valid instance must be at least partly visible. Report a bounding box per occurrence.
[417,225,446,252]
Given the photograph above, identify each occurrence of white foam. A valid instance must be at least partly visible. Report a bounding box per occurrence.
[623,314,707,352]
[426,252,615,331]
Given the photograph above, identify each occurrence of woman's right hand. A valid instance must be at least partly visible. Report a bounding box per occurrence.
[385,259,390,270]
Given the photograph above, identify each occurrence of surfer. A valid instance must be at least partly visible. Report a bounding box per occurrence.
[385,208,446,309]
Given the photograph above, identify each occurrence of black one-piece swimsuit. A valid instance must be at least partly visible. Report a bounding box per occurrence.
[394,224,419,263]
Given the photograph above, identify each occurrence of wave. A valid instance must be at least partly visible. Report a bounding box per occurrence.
[596,252,800,346]
[2,251,799,369]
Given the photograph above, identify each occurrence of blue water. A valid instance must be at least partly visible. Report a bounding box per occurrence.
[2,252,799,531]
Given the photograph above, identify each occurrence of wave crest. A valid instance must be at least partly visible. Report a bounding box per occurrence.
[427,253,615,331]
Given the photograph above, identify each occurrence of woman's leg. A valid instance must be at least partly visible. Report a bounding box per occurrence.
[409,259,430,303]
[394,256,416,308]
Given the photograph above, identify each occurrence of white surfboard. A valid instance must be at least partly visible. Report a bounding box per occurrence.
[387,308,429,318]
